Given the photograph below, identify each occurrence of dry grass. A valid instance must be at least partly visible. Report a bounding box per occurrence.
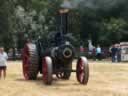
[0,60,128,96]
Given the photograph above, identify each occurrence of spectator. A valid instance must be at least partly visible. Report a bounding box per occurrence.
[111,44,118,62]
[8,48,13,60]
[80,45,85,56]
[117,44,121,62]
[0,47,8,79]
[96,45,102,60]
[92,47,96,60]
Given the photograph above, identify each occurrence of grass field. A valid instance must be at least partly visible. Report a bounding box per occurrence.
[0,60,128,96]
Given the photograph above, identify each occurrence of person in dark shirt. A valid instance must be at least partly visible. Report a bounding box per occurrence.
[117,44,121,62]
[111,44,118,62]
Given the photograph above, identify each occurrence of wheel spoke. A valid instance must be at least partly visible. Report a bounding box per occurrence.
[79,66,84,83]
[80,72,84,83]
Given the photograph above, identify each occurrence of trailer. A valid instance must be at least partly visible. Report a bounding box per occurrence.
[120,42,128,62]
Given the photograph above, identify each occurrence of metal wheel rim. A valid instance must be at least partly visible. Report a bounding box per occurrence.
[42,58,48,83]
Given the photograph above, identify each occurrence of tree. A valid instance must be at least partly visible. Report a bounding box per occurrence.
[0,0,16,49]
[99,18,128,46]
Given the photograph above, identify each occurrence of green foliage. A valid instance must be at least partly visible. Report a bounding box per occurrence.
[0,0,16,49]
[0,0,128,49]
[99,18,128,46]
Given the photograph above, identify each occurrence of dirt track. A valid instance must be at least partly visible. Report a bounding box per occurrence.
[0,61,128,96]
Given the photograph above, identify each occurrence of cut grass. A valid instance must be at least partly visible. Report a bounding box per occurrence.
[0,61,128,96]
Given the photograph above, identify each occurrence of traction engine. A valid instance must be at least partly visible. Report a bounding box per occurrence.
[22,9,89,85]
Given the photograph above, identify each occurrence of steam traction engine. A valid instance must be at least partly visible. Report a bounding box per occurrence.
[22,9,89,85]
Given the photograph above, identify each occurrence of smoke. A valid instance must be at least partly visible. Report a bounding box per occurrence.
[61,0,127,10]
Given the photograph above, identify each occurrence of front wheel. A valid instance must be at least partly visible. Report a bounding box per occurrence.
[76,57,89,85]
[42,56,53,85]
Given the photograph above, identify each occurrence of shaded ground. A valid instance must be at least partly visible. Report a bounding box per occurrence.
[0,60,128,96]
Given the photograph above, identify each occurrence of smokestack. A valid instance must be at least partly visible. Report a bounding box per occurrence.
[59,9,69,34]
[61,0,72,9]
[59,0,72,34]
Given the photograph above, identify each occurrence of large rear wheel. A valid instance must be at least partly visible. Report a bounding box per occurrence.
[22,43,39,80]
[76,57,89,84]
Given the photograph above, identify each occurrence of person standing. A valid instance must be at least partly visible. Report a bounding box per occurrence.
[96,45,102,60]
[111,44,118,62]
[117,44,121,62]
[80,45,85,56]
[0,47,8,79]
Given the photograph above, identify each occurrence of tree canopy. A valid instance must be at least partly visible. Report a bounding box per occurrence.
[0,0,128,49]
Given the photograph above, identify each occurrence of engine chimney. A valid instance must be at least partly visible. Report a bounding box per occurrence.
[59,9,69,34]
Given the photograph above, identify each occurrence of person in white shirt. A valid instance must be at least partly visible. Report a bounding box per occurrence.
[0,47,8,79]
[96,45,102,60]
